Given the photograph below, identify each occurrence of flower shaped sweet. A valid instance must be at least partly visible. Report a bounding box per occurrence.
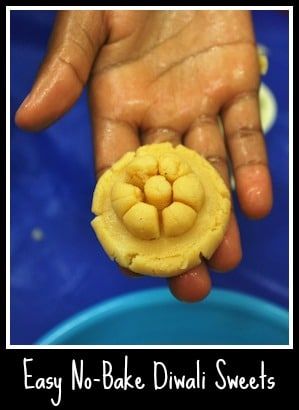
[91,143,231,277]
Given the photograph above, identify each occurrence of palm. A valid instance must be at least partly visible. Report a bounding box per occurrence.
[91,11,257,132]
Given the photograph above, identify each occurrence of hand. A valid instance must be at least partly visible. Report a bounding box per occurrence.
[15,10,273,302]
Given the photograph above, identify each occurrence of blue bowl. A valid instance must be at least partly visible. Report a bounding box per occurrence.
[37,288,289,345]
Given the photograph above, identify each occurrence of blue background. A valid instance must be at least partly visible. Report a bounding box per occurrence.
[10,11,289,344]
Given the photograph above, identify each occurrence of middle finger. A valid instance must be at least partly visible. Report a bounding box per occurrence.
[184,115,242,272]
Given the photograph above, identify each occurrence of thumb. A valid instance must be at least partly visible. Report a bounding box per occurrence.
[15,11,107,131]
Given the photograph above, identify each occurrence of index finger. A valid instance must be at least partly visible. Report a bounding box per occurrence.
[15,11,107,132]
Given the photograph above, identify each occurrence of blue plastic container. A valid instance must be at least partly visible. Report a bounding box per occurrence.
[37,288,289,345]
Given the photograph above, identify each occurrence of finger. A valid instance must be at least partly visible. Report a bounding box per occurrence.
[168,262,211,302]
[184,116,228,183]
[222,91,273,219]
[141,127,181,146]
[184,115,242,272]
[208,212,242,272]
[120,267,141,278]
[15,11,107,131]
[91,117,140,180]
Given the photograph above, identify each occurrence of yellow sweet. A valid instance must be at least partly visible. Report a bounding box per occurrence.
[159,153,191,182]
[126,155,158,189]
[257,46,269,75]
[144,175,172,210]
[123,202,160,240]
[91,142,231,277]
[162,202,197,237]
[172,174,205,212]
[111,182,144,217]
